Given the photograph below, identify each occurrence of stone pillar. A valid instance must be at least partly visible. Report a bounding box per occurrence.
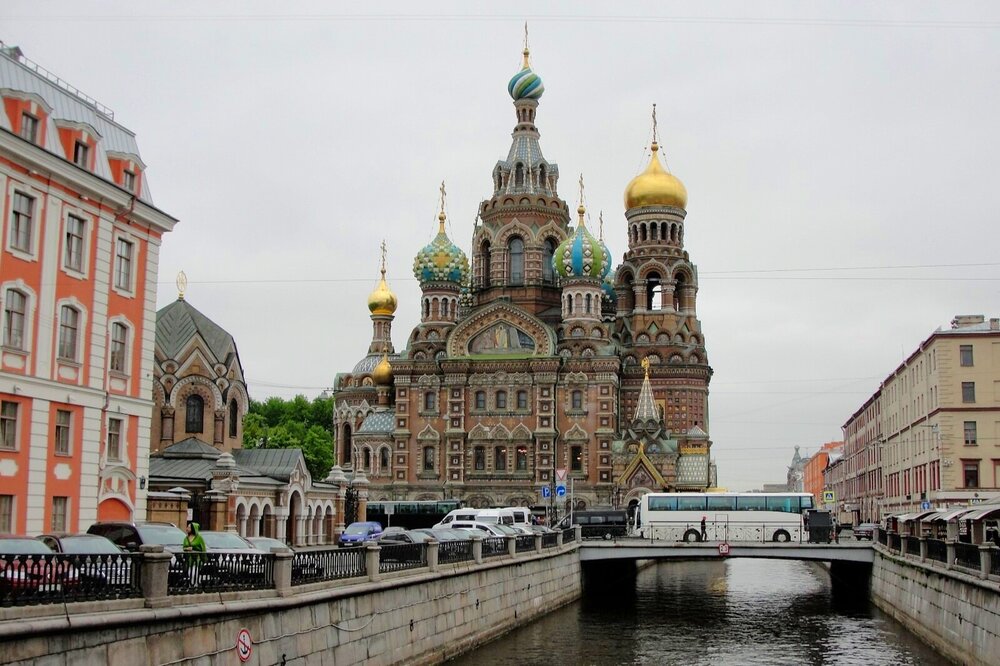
[366,543,381,582]
[919,537,928,563]
[204,490,227,531]
[427,540,439,572]
[979,545,993,580]
[946,521,960,542]
[506,535,516,557]
[295,516,307,547]
[213,409,225,446]
[353,472,369,523]
[575,525,583,543]
[160,407,175,448]
[472,536,483,564]
[534,533,543,554]
[140,545,172,609]
[273,548,293,596]
[238,515,248,537]
[275,510,287,542]
[556,530,564,548]
[946,540,957,570]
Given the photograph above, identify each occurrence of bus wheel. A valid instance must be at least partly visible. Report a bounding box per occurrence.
[773,530,791,543]
[684,529,701,543]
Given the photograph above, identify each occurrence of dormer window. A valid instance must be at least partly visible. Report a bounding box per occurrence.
[19,113,39,144]
[122,169,135,192]
[73,141,89,169]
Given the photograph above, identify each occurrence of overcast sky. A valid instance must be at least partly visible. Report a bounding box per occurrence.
[6,2,999,490]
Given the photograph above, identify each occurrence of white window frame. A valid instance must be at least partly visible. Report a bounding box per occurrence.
[19,112,39,144]
[54,298,87,366]
[73,140,89,169]
[57,305,80,362]
[9,191,34,255]
[122,169,136,192]
[62,212,89,276]
[0,401,19,451]
[107,417,124,463]
[55,409,72,456]
[3,289,27,350]
[50,496,69,532]
[109,320,130,374]
[5,182,41,261]
[1,281,36,357]
[112,233,138,296]
[0,494,13,534]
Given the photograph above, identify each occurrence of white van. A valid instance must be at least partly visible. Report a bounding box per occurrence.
[503,507,532,530]
[449,521,516,537]
[432,508,480,529]
[475,508,515,526]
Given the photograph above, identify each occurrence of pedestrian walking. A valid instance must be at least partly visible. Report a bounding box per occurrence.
[700,516,708,542]
[183,521,206,585]
[832,516,839,544]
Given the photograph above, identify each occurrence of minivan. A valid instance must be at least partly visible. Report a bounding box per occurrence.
[433,508,481,529]
[475,509,515,526]
[338,521,383,547]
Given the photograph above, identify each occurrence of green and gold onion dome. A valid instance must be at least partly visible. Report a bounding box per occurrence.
[367,269,397,316]
[553,205,611,280]
[508,48,544,101]
[624,142,687,210]
[413,212,470,286]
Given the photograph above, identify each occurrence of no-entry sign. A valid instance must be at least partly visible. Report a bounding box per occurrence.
[236,628,253,662]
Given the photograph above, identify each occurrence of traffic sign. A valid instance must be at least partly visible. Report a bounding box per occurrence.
[556,469,567,482]
[718,543,730,556]
[236,628,253,662]
[921,501,931,510]
[822,490,835,504]
[556,485,566,497]
[541,486,551,498]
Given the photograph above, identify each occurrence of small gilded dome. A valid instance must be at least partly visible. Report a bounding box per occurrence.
[367,273,397,316]
[553,206,610,280]
[372,354,393,385]
[624,142,687,210]
[508,49,544,101]
[413,213,470,286]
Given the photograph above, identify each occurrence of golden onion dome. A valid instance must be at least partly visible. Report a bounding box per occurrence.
[367,270,397,316]
[624,142,687,210]
[372,354,393,385]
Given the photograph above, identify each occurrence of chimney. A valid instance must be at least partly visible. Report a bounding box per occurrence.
[951,314,985,329]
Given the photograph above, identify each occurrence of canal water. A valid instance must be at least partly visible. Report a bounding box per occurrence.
[449,559,949,665]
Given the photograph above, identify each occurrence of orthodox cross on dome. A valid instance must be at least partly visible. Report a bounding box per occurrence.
[599,211,604,241]
[522,22,530,67]
[176,270,187,301]
[438,180,447,232]
[651,103,659,144]
[641,356,650,375]
[379,239,387,277]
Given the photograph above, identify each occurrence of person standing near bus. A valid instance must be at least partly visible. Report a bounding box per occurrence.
[700,516,708,541]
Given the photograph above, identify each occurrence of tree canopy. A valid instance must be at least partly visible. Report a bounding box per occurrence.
[243,395,334,480]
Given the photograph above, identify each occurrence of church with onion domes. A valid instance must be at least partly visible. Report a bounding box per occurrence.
[332,41,716,516]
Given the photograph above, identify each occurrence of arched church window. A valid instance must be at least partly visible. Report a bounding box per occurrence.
[424,391,436,411]
[495,390,507,410]
[441,299,448,318]
[571,390,583,410]
[509,237,524,285]
[185,394,204,433]
[380,448,390,472]
[646,272,662,310]
[494,446,507,471]
[363,448,372,471]
[342,424,352,466]
[674,272,686,312]
[474,446,486,470]
[481,240,491,288]
[516,445,528,471]
[516,390,528,409]
[423,446,435,471]
[475,391,486,410]
[542,238,556,284]
[571,445,583,472]
[515,163,525,187]
[585,293,592,314]
[539,164,547,190]
[228,399,239,438]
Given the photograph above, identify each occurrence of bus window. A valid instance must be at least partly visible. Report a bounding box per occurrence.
[648,496,678,511]
[678,496,707,511]
[802,496,814,510]
[766,496,798,513]
[706,496,736,511]
[590,516,606,524]
[737,495,766,511]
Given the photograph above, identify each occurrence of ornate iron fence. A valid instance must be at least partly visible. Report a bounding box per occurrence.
[482,537,507,558]
[563,528,577,544]
[515,535,536,553]
[168,552,274,595]
[291,548,365,586]
[1,552,141,606]
[877,530,888,547]
[992,548,1000,577]
[887,533,901,552]
[926,539,947,563]
[905,536,921,557]
[541,532,559,549]
[437,540,474,564]
[379,543,427,574]
[953,542,980,571]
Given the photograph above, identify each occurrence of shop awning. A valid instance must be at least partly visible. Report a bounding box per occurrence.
[927,507,976,522]
[958,504,1000,522]
[896,510,936,523]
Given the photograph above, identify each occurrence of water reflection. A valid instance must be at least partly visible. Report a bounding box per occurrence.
[448,559,947,666]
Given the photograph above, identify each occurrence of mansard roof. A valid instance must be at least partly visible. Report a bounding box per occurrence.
[156,297,238,364]
[357,410,396,435]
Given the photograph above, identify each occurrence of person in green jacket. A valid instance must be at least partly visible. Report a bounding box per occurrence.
[183,521,206,584]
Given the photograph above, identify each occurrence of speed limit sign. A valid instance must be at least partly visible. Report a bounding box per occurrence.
[718,542,730,556]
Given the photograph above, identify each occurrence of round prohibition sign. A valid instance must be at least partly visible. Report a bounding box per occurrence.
[236,628,253,662]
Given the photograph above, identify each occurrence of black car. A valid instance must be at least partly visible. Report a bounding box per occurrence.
[36,533,135,587]
[86,521,187,553]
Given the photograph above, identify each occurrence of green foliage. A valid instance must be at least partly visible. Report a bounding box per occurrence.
[243,394,334,480]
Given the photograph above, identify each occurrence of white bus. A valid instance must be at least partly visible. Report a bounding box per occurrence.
[635,492,814,543]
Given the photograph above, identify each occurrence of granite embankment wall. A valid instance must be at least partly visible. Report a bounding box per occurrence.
[870,547,999,666]
[0,547,581,666]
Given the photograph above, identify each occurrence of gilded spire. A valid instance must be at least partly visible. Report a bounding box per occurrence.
[438,180,447,233]
[633,358,660,422]
[176,270,187,301]
[577,173,586,223]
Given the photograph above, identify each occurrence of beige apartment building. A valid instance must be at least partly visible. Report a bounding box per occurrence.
[834,315,1000,520]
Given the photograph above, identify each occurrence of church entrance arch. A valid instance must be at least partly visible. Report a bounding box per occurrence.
[286,491,303,545]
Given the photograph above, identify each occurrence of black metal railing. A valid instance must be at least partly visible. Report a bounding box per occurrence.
[887,533,901,552]
[291,548,365,586]
[515,535,535,554]
[953,542,980,571]
[905,536,921,557]
[992,549,1000,577]
[437,540,474,564]
[563,528,577,544]
[482,537,507,558]
[877,530,888,547]
[926,539,947,563]
[379,543,427,574]
[1,552,142,606]
[581,525,628,540]
[541,533,559,549]
[168,552,274,595]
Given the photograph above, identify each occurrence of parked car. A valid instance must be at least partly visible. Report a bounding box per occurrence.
[247,537,325,581]
[379,530,433,545]
[338,521,383,547]
[86,521,187,553]
[449,521,511,537]
[853,523,879,541]
[36,533,133,587]
[247,536,290,552]
[410,528,470,542]
[198,530,271,583]
[0,536,77,595]
[432,509,481,529]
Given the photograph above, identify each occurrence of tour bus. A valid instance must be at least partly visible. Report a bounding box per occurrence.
[366,500,463,530]
[635,492,814,543]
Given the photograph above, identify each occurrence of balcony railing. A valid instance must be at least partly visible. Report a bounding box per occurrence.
[0,552,141,607]
[168,552,274,595]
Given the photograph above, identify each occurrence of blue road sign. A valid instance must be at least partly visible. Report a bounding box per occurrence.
[556,485,566,497]
[921,500,931,510]
[541,486,551,498]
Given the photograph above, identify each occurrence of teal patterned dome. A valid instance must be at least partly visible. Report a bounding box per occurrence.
[508,49,544,101]
[601,277,617,303]
[413,213,469,286]
[553,206,610,280]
